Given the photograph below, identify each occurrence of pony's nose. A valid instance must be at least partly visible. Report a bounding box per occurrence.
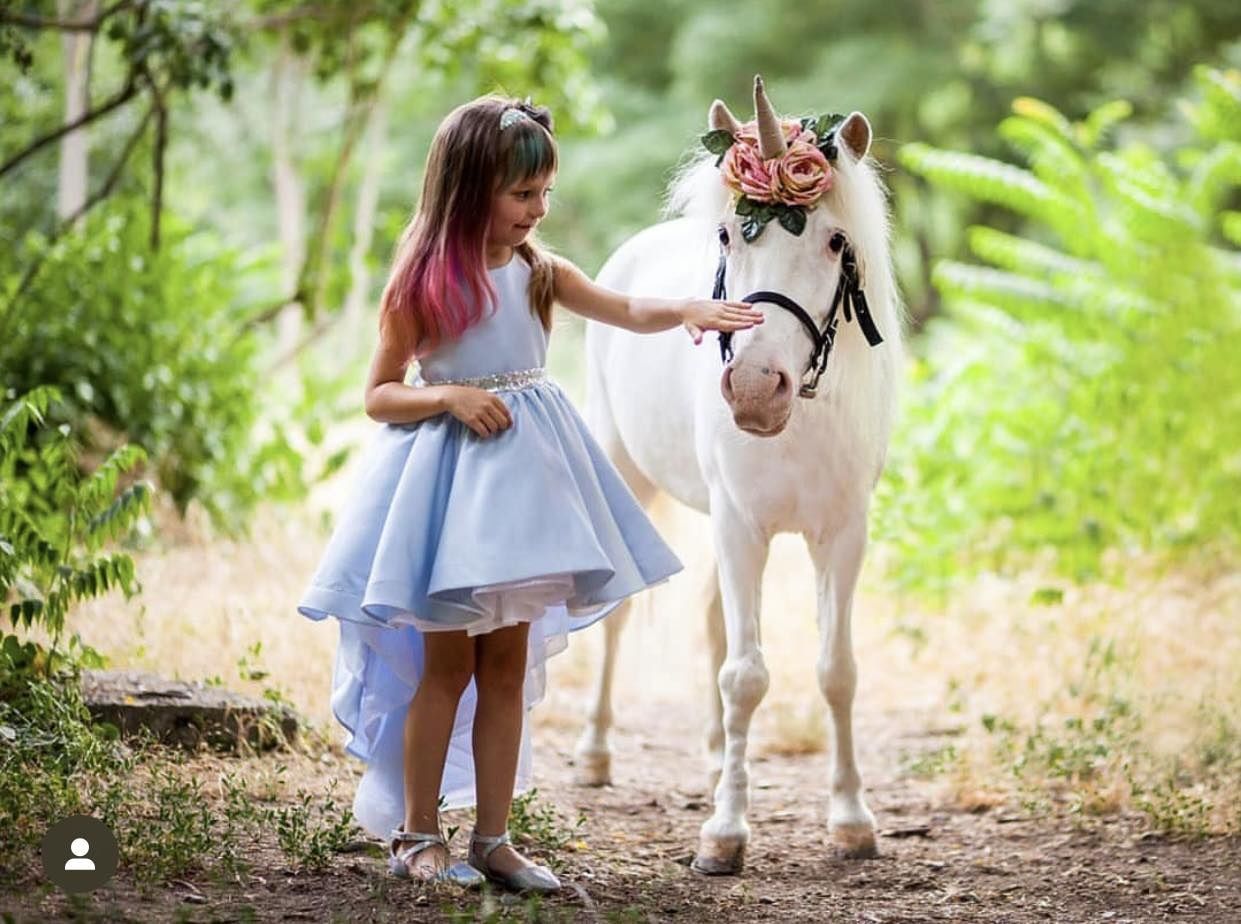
[754,364,791,398]
[771,367,791,397]
[723,361,791,404]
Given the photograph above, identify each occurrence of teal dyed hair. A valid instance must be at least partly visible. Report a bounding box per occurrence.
[497,113,558,189]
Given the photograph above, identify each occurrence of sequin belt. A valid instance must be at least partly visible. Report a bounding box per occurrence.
[420,367,548,393]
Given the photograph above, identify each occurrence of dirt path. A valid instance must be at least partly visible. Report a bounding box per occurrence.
[4,698,1238,923]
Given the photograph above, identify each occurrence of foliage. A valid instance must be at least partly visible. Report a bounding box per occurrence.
[0,667,123,881]
[0,669,358,886]
[877,66,1241,591]
[538,1,1241,315]
[0,384,149,687]
[0,203,321,527]
[507,787,586,870]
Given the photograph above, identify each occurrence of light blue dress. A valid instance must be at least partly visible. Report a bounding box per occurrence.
[297,252,683,838]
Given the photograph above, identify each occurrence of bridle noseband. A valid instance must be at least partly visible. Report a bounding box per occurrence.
[714,236,883,398]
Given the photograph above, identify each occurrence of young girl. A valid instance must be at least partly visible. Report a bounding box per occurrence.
[296,94,762,891]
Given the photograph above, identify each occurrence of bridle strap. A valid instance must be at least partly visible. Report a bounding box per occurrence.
[837,246,884,348]
[714,241,883,397]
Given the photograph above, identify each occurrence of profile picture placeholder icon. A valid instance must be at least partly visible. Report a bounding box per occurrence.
[40,815,119,894]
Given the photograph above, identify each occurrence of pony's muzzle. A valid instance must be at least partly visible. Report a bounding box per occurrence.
[721,362,793,436]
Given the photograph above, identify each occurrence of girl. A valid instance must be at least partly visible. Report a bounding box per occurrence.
[296,94,762,892]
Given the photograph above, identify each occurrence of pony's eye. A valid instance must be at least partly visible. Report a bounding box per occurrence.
[828,231,846,254]
[718,225,730,247]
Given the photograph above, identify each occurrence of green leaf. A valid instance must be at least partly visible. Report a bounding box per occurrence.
[776,204,807,235]
[741,215,768,242]
[701,129,734,156]
[815,113,844,138]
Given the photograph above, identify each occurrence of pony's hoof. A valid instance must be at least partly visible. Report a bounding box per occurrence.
[573,749,612,787]
[691,838,745,875]
[829,821,879,859]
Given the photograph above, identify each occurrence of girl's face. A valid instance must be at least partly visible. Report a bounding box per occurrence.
[488,172,555,247]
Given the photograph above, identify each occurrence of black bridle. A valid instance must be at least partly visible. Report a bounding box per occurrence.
[714,238,884,398]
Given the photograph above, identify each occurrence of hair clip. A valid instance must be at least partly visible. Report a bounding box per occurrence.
[499,108,530,131]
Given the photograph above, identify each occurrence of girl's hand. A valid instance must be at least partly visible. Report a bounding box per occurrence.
[680,299,764,345]
[443,386,513,438]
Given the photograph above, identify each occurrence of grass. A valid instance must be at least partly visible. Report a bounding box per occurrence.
[881,562,1241,836]
[507,788,587,860]
[0,664,361,893]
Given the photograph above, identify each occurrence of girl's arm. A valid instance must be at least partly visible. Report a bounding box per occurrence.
[552,257,763,344]
[364,315,512,438]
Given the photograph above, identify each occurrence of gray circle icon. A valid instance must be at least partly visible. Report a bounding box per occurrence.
[41,815,119,893]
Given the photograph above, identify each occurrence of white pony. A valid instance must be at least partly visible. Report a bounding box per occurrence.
[575,76,903,873]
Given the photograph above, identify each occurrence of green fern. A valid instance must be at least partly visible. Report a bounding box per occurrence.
[931,261,1071,317]
[1080,100,1134,150]
[0,385,60,455]
[997,115,1091,205]
[1186,65,1241,142]
[879,69,1241,591]
[1187,142,1241,214]
[1220,211,1241,247]
[1,388,151,660]
[900,143,1089,243]
[966,227,1102,279]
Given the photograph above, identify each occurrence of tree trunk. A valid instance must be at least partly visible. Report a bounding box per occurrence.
[270,29,308,355]
[342,93,388,345]
[57,0,98,222]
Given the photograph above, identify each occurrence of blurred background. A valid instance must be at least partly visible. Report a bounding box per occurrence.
[2,0,1239,850]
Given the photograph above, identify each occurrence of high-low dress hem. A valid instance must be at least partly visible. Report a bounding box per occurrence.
[297,370,682,836]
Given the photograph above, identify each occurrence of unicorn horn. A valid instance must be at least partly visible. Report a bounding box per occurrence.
[753,75,786,160]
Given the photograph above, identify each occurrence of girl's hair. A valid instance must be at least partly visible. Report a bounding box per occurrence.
[379,94,559,361]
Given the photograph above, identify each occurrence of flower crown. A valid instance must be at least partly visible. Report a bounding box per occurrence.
[701,112,845,242]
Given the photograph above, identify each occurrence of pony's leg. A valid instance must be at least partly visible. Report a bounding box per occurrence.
[574,346,658,786]
[808,516,878,858]
[702,561,726,792]
[693,499,769,876]
[573,598,629,786]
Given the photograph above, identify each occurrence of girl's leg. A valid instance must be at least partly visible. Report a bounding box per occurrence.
[398,628,475,878]
[472,622,539,877]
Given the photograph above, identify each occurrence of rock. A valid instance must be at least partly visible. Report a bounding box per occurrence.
[81,669,298,752]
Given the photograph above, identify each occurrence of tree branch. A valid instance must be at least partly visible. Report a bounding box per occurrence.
[265,305,348,373]
[0,102,154,344]
[237,291,306,333]
[0,0,135,33]
[149,80,167,250]
[0,76,139,181]
[301,9,414,316]
[69,101,153,224]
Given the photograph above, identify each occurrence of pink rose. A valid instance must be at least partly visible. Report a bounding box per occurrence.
[721,138,778,203]
[734,119,816,149]
[721,119,831,207]
[772,140,832,206]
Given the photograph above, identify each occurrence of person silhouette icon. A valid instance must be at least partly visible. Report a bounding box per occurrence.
[63,837,95,871]
[42,814,117,893]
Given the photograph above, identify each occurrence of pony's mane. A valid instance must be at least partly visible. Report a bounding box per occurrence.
[663,152,730,222]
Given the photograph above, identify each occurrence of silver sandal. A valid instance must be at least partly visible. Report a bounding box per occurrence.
[468,830,561,893]
[388,829,484,886]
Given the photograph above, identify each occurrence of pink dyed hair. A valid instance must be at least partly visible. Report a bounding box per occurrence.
[379,95,557,360]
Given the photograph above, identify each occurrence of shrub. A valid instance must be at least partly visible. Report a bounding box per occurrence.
[879,66,1241,591]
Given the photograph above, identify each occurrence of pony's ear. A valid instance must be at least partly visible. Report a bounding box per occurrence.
[838,111,871,160]
[708,99,742,137]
